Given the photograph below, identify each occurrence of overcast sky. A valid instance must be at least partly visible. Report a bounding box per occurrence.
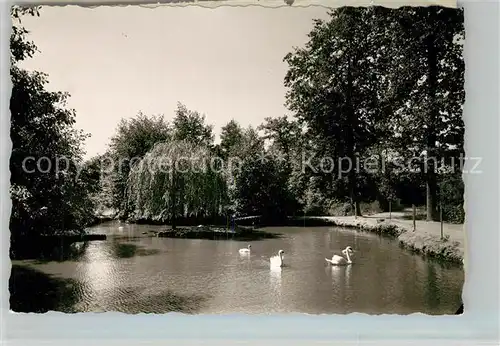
[19,5,331,159]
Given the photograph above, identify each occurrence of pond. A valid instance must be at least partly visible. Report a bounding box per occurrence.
[10,221,464,315]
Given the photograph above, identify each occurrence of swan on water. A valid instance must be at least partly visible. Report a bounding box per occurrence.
[118,226,124,231]
[239,244,252,254]
[270,250,285,268]
[325,246,353,266]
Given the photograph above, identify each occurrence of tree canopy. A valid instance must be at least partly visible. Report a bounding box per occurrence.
[10,6,98,252]
[11,5,465,243]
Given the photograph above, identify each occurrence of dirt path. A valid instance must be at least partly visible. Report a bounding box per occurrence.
[359,211,465,244]
[306,212,465,264]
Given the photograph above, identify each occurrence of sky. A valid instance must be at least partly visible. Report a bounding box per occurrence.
[19,5,331,159]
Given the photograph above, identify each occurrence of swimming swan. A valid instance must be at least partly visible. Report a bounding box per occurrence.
[270,250,285,268]
[239,244,252,254]
[325,246,353,266]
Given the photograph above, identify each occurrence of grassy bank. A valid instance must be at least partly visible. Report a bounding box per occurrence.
[300,213,465,264]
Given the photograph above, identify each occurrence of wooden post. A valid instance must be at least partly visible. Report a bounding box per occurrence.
[440,203,444,239]
[389,200,392,220]
[412,204,416,232]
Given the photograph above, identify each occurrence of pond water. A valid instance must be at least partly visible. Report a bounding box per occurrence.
[10,221,464,315]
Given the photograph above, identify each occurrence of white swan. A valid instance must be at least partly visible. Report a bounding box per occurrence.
[325,246,353,266]
[239,244,251,254]
[270,250,285,268]
[118,226,124,231]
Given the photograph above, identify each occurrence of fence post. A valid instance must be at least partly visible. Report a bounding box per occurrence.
[440,203,444,239]
[412,204,416,232]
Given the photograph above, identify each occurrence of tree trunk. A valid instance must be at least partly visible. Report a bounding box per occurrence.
[170,169,177,230]
[354,200,362,217]
[425,23,439,222]
[346,51,362,218]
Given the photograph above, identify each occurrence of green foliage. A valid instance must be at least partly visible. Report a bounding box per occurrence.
[438,172,465,224]
[9,6,97,247]
[219,119,245,160]
[172,102,214,146]
[382,7,465,220]
[10,5,465,235]
[106,112,171,212]
[10,6,40,63]
[302,180,336,216]
[125,140,228,226]
[233,154,296,222]
[258,116,302,162]
[284,7,395,216]
[105,104,218,221]
[257,116,303,213]
[110,112,172,160]
[282,7,464,219]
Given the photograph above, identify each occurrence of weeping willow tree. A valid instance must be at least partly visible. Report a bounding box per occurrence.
[126,140,229,229]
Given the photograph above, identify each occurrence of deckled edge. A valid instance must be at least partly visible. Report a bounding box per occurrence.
[6,0,457,9]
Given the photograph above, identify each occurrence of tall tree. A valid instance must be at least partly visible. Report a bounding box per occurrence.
[234,155,293,222]
[107,112,171,214]
[172,102,214,147]
[9,6,96,251]
[388,7,465,220]
[258,116,303,212]
[219,119,245,160]
[258,115,302,165]
[284,7,391,216]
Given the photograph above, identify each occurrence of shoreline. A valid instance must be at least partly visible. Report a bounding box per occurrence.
[156,225,281,241]
[87,212,465,264]
[301,215,465,264]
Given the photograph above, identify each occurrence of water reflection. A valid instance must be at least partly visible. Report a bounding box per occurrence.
[9,265,82,313]
[425,262,440,309]
[345,264,352,285]
[111,242,160,258]
[270,267,282,290]
[269,266,282,311]
[327,265,351,289]
[11,224,464,315]
[78,241,118,311]
[238,250,252,271]
[11,239,90,263]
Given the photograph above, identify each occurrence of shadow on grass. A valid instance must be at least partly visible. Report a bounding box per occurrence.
[9,265,81,313]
